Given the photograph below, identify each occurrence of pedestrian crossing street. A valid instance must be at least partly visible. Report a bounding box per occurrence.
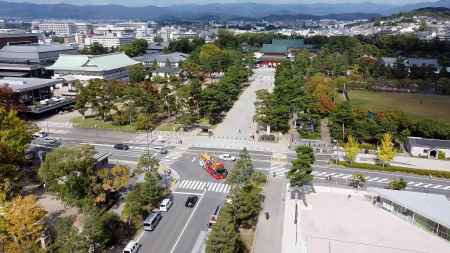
[176,180,231,194]
[312,171,450,191]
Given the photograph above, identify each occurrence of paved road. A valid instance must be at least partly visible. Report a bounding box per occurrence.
[213,68,275,139]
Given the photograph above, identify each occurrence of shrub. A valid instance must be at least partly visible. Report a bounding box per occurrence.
[438,151,446,160]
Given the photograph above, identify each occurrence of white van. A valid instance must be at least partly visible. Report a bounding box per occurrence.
[143,212,162,231]
[123,241,140,253]
[159,198,172,212]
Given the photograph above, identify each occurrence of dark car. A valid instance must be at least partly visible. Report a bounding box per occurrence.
[114,144,129,150]
[185,196,199,208]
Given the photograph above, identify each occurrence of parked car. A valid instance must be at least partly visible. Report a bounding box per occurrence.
[114,144,130,150]
[123,241,140,253]
[185,195,199,208]
[159,198,172,212]
[219,153,236,161]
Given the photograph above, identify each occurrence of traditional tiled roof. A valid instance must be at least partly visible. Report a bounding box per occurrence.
[407,137,450,149]
[134,52,190,64]
[260,39,306,54]
[0,44,77,64]
[47,52,139,72]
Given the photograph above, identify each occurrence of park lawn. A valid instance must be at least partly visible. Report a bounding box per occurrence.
[71,116,138,132]
[347,90,450,123]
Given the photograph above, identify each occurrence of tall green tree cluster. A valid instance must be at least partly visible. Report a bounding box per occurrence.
[288,146,315,187]
[165,38,205,54]
[0,107,35,203]
[207,149,266,253]
[38,145,129,209]
[75,80,161,130]
[120,39,149,57]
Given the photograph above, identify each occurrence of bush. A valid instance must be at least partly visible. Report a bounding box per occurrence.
[336,160,450,179]
[438,151,446,160]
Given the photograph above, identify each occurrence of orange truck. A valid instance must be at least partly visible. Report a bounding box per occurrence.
[199,153,228,180]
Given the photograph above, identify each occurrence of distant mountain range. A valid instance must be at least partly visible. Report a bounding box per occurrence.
[0,0,450,20]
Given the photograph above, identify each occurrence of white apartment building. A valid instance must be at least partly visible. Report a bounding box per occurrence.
[38,22,77,36]
[87,34,135,48]
[75,23,93,35]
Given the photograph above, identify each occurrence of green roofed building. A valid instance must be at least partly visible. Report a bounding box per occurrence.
[256,39,312,67]
[47,52,139,82]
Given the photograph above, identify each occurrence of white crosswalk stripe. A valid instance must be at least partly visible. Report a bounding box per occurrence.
[377,178,389,183]
[413,183,424,187]
[432,185,443,189]
[422,184,433,188]
[367,177,380,182]
[407,181,416,185]
[443,186,450,190]
[177,180,230,194]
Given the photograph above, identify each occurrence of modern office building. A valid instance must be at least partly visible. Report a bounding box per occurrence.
[368,188,450,242]
[38,22,77,36]
[87,34,135,48]
[47,52,139,82]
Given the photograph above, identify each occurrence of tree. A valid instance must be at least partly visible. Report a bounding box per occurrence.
[287,146,314,187]
[4,195,47,252]
[389,178,407,190]
[0,107,35,203]
[344,135,360,164]
[84,42,108,55]
[94,165,129,204]
[199,43,224,74]
[350,173,366,188]
[378,133,396,167]
[129,64,146,83]
[122,187,147,227]
[141,172,164,208]
[50,217,89,253]
[137,154,160,172]
[205,205,240,253]
[82,212,126,250]
[229,184,262,226]
[226,148,254,187]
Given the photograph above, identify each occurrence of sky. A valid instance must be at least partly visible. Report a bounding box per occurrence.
[2,0,439,6]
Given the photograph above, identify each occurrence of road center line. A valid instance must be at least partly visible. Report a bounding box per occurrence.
[169,193,205,253]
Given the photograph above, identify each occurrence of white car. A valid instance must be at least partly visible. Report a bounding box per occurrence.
[123,241,140,253]
[219,153,236,161]
[159,198,172,212]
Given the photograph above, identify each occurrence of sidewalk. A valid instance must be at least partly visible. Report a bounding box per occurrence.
[253,176,286,253]
[281,185,307,253]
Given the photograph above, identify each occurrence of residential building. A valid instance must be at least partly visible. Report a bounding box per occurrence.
[47,52,139,82]
[75,23,93,35]
[134,52,190,68]
[0,44,78,78]
[0,77,74,114]
[0,31,39,48]
[406,137,450,159]
[87,34,134,48]
[368,188,450,242]
[38,22,77,36]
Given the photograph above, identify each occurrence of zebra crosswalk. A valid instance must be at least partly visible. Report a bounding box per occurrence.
[311,171,450,191]
[177,180,231,194]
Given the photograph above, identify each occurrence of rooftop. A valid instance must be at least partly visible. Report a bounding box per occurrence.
[407,136,450,149]
[47,52,139,72]
[134,52,190,63]
[260,39,306,54]
[0,44,77,64]
[0,77,61,92]
[368,187,450,228]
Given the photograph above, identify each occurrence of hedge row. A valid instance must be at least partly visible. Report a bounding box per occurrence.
[335,160,450,180]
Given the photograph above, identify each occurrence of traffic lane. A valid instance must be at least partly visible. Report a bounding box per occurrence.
[173,154,271,180]
[312,166,450,195]
[139,194,193,253]
[173,192,225,253]
[188,147,272,160]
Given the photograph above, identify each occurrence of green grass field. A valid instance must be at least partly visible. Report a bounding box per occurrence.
[347,90,450,123]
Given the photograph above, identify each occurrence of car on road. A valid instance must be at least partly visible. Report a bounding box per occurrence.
[219,153,236,161]
[153,145,168,154]
[185,196,199,208]
[113,144,129,150]
[123,241,140,253]
[159,198,172,212]
[143,212,162,231]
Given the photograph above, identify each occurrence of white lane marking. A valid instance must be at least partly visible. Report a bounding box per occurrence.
[442,186,450,190]
[413,183,424,187]
[197,182,207,191]
[377,178,389,183]
[211,183,219,192]
[172,191,204,196]
[192,181,201,190]
[316,172,328,176]
[218,184,226,193]
[367,177,380,182]
[224,185,230,194]
[333,174,346,178]
[324,173,337,177]
[169,192,205,253]
[422,184,434,188]
[432,185,443,189]
[179,180,188,188]
[407,181,416,185]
